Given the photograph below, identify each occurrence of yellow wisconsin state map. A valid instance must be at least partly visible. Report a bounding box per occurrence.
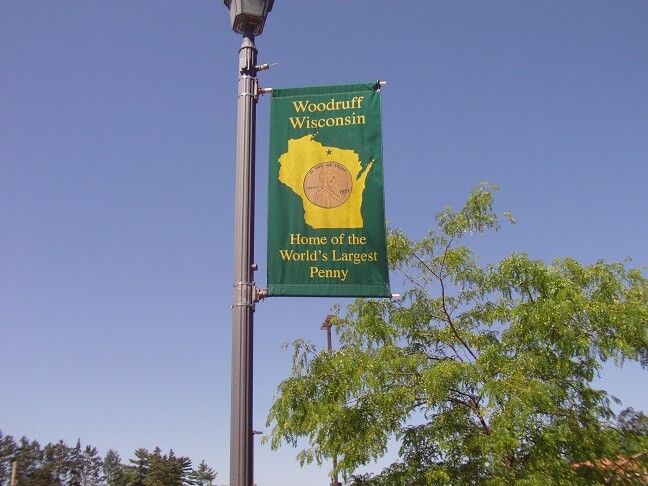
[277,135,373,229]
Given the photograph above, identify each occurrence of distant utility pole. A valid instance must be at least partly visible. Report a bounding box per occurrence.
[321,315,342,486]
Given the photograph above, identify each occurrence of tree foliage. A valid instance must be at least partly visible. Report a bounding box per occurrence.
[0,433,217,486]
[266,183,648,485]
[143,447,192,486]
[103,450,128,486]
[188,461,217,486]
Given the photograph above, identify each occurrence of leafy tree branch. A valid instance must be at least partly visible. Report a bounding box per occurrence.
[266,183,648,485]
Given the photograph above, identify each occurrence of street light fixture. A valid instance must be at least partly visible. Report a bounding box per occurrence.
[224,0,274,35]
[223,1,274,486]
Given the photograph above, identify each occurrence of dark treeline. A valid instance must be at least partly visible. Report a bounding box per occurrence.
[0,431,217,486]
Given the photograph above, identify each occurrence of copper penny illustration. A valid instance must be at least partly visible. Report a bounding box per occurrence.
[303,162,353,208]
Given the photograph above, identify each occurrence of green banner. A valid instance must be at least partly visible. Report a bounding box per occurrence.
[267,82,391,297]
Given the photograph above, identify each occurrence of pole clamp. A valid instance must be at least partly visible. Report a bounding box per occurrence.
[238,78,260,100]
[232,281,254,309]
[232,282,268,309]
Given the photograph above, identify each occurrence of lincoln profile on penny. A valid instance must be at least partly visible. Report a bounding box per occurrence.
[303,161,353,210]
[313,168,342,207]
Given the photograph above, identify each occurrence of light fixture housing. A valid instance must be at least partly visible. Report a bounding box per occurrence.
[224,0,274,36]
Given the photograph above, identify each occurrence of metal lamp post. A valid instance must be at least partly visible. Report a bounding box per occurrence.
[224,1,274,485]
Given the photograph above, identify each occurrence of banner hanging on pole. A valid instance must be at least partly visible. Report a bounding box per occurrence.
[267,82,391,297]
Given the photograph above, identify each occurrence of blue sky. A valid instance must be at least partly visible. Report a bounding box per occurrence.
[1,1,647,485]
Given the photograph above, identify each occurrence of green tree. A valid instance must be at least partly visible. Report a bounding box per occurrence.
[144,447,192,486]
[144,447,170,486]
[0,432,18,486]
[610,408,648,483]
[266,183,648,485]
[127,448,150,486]
[77,442,103,486]
[189,460,217,486]
[167,450,192,486]
[42,440,70,484]
[68,439,84,486]
[12,437,59,486]
[126,447,193,486]
[103,450,129,486]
